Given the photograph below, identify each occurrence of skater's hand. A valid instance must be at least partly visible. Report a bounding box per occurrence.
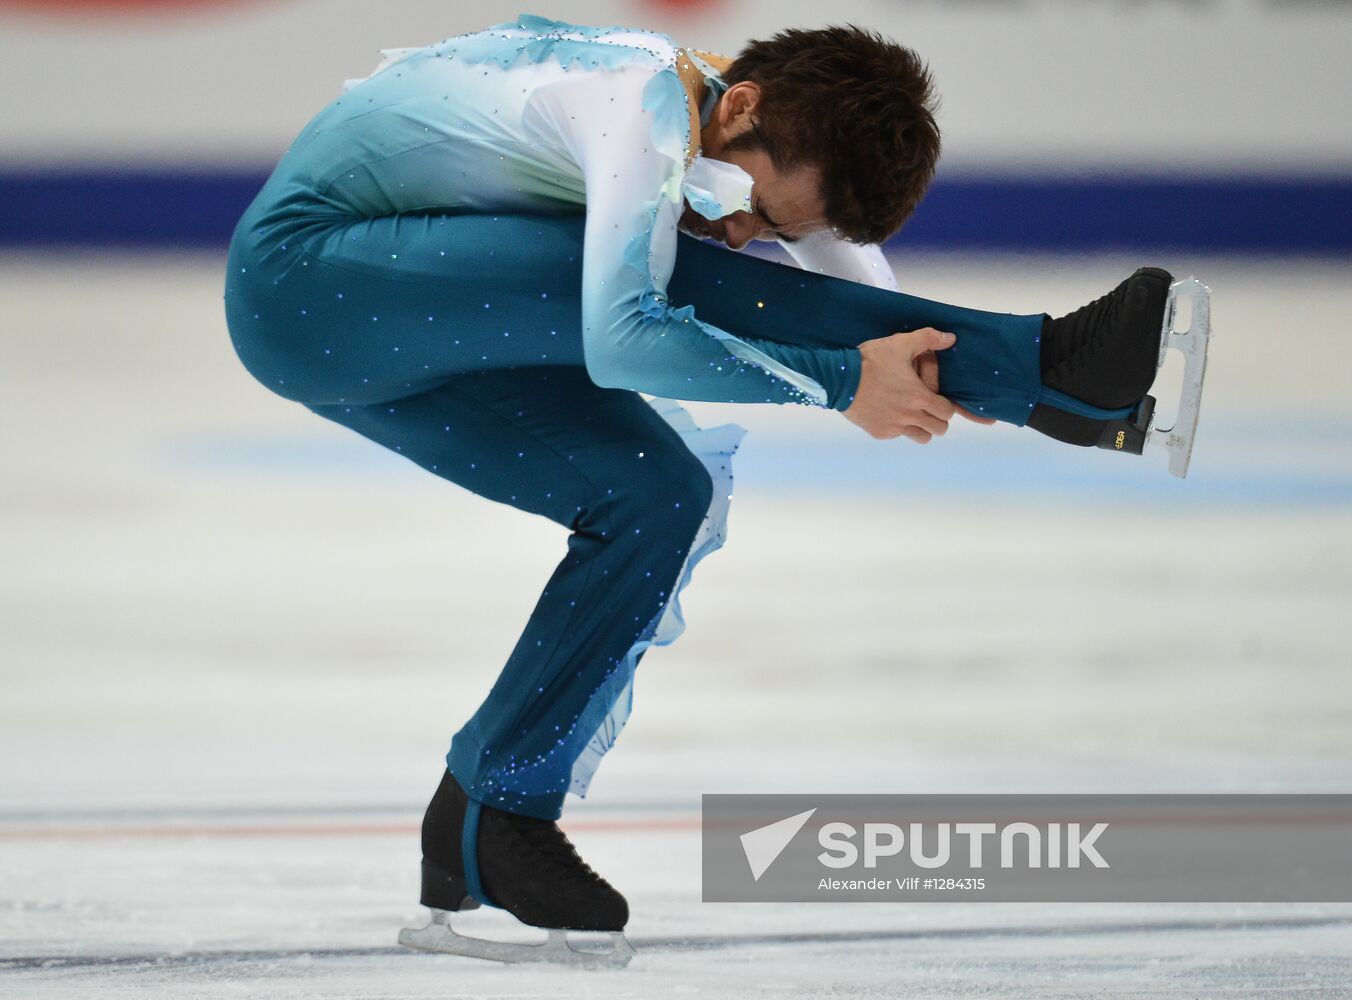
[914,350,997,427]
[844,328,980,442]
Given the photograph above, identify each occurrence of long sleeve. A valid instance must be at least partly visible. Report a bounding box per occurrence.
[524,61,859,408]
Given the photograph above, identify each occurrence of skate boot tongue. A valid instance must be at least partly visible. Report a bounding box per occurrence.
[1041,282,1123,375]
[503,812,600,879]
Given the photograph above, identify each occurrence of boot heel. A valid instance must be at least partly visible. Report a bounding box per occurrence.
[1095,395,1155,455]
[420,859,480,911]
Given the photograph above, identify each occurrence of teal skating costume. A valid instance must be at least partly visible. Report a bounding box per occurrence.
[225,16,1108,829]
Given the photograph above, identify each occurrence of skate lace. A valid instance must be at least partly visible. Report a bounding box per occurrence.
[1047,281,1126,378]
[506,814,609,886]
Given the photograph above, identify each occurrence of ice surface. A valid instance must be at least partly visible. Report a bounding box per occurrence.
[2,253,1350,998]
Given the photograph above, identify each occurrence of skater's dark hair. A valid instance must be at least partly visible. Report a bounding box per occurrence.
[723,24,941,245]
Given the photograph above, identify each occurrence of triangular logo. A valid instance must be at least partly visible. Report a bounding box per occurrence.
[740,808,817,881]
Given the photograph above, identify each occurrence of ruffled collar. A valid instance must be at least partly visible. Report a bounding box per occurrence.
[685,52,729,129]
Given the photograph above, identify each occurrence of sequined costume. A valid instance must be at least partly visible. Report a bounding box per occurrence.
[225,14,1062,821]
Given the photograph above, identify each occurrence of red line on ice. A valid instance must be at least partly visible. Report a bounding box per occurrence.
[0,817,703,842]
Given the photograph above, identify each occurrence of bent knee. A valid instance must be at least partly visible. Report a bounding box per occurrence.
[641,448,714,520]
[588,449,714,540]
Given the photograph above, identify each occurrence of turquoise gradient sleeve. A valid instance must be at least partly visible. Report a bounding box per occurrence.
[738,337,862,410]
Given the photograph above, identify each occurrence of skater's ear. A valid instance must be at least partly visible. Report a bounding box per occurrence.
[716,81,763,138]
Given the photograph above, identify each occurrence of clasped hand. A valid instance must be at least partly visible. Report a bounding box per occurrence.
[842,328,995,443]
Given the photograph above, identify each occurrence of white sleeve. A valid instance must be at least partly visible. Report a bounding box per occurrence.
[779,228,899,292]
[523,62,838,406]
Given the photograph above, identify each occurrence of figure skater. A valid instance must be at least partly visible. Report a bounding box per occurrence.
[223,14,1207,967]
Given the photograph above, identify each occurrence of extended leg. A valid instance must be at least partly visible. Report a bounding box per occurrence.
[670,238,1210,473]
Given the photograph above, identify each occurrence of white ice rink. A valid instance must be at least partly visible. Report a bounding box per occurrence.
[3,252,1351,998]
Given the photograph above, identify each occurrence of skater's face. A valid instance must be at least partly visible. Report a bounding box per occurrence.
[685,81,829,251]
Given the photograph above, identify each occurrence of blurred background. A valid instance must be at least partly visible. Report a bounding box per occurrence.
[3,1,1351,997]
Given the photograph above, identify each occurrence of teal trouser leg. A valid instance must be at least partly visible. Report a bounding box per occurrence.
[665,236,1048,424]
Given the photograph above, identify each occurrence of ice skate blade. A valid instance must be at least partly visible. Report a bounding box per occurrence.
[1145,276,1212,478]
[399,908,634,969]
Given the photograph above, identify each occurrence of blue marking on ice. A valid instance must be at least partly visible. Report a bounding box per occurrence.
[159,416,1352,508]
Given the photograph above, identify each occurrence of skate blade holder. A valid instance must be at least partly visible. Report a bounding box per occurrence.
[1145,276,1212,478]
[400,908,635,969]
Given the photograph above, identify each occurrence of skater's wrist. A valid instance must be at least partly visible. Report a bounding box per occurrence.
[829,347,864,411]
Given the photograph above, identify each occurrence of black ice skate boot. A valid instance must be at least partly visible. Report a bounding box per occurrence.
[1026,266,1173,457]
[399,768,633,968]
